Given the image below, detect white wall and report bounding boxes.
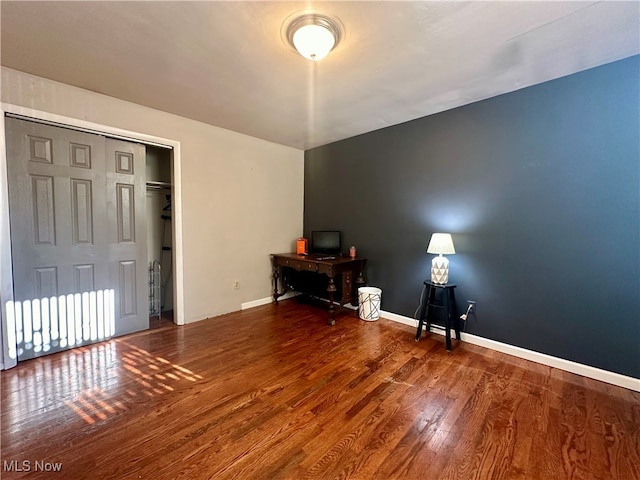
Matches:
[1,67,304,324]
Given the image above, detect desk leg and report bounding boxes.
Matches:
[354,270,365,307]
[327,276,337,326]
[271,262,289,303]
[272,261,281,303]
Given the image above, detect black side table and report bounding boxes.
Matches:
[415,281,460,351]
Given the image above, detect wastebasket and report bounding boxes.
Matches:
[358,287,382,321]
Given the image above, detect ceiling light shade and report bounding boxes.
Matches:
[286,14,341,61]
[293,24,335,60]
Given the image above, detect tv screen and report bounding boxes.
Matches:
[311,231,341,254]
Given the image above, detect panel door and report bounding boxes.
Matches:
[105,138,148,336]
[4,118,148,361]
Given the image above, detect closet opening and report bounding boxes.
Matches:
[146,146,175,329]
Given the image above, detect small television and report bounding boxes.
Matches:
[311,230,342,255]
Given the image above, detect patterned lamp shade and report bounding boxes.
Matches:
[427,233,455,284]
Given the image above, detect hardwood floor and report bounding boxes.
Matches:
[2,299,639,479]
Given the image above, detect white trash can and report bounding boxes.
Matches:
[358,287,382,321]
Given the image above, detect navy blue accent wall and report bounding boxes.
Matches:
[304,56,640,378]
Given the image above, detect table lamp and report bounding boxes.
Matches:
[427,233,455,284]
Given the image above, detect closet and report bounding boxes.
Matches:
[146,146,173,320]
[4,116,149,360]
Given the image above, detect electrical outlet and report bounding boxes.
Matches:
[461,300,476,321]
[234,281,240,290]
[467,300,476,314]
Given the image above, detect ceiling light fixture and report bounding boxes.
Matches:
[286,14,342,61]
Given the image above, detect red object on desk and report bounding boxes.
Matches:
[296,237,308,255]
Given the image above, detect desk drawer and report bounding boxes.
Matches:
[282,259,319,272]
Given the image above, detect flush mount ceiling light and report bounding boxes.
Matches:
[286,14,342,61]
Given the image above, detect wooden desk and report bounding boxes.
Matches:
[271,253,367,325]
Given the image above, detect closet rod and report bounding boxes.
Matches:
[146,181,172,190]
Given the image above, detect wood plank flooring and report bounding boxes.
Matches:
[2,298,639,479]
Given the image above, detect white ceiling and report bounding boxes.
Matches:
[1,1,638,150]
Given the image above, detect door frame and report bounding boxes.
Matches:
[0,103,185,369]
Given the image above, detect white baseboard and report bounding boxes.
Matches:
[380,309,640,392]
[241,292,299,310]
[242,294,360,311]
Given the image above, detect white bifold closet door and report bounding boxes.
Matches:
[4,117,148,361]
